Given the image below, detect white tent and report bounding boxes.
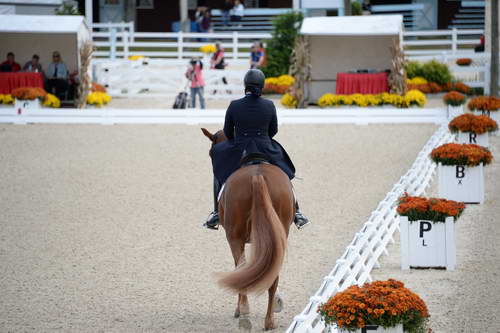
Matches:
[300,15,403,103]
[0,14,91,76]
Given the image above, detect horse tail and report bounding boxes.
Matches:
[218,174,287,294]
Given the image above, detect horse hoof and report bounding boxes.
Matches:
[239,315,252,332]
[273,294,283,313]
[234,309,240,318]
[264,322,276,331]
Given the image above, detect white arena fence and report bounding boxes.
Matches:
[285,124,454,333]
[91,23,483,60]
[0,108,447,125]
[94,58,247,99]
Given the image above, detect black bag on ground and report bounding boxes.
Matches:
[173,91,189,109]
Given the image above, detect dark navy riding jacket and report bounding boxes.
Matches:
[211,94,295,184]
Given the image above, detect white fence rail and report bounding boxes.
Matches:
[91,23,483,60]
[285,124,454,333]
[94,59,246,98]
[0,108,447,125]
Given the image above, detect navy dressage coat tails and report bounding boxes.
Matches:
[211,94,296,184]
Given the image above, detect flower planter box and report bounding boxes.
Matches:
[447,105,463,120]
[14,98,41,113]
[400,216,456,270]
[456,131,489,147]
[339,324,403,333]
[438,163,484,204]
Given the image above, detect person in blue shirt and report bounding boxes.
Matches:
[46,51,69,100]
[250,42,264,69]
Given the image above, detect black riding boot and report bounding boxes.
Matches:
[203,178,221,230]
[294,201,310,229]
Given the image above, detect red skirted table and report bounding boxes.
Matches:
[0,72,45,94]
[336,72,389,95]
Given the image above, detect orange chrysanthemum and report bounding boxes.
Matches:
[430,143,493,167]
[318,279,429,331]
[449,113,498,134]
[397,193,465,222]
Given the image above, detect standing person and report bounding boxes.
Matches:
[221,0,233,26]
[230,0,244,26]
[210,42,229,94]
[23,54,43,73]
[46,51,69,100]
[203,69,310,230]
[185,58,206,109]
[250,42,264,69]
[200,9,211,33]
[195,7,205,32]
[259,42,266,67]
[0,52,21,72]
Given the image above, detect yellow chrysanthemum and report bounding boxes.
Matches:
[406,77,428,85]
[200,44,217,54]
[281,93,298,108]
[128,55,145,61]
[86,92,112,107]
[43,93,61,108]
[0,94,14,105]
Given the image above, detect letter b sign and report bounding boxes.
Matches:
[456,165,465,185]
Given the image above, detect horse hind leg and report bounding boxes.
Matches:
[228,240,250,319]
[273,290,284,313]
[264,277,279,330]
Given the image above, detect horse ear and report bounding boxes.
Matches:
[201,128,214,141]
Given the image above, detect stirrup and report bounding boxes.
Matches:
[203,211,219,230]
[294,211,310,230]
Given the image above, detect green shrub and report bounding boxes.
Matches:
[421,60,452,85]
[261,11,304,78]
[405,61,424,79]
[352,2,362,15]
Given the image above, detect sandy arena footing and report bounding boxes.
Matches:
[0,124,436,332]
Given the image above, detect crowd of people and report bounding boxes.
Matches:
[194,0,246,33]
[0,51,77,101]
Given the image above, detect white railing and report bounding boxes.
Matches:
[285,124,454,333]
[0,108,447,125]
[94,58,247,99]
[91,23,483,60]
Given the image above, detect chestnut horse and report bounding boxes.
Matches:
[201,128,295,331]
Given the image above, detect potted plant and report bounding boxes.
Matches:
[12,87,47,112]
[397,194,465,270]
[468,96,500,123]
[0,93,14,107]
[443,91,466,120]
[86,91,112,108]
[318,279,429,333]
[42,93,61,108]
[430,143,493,204]
[456,58,472,66]
[448,113,498,147]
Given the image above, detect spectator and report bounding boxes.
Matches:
[200,9,211,33]
[211,42,226,70]
[0,52,21,72]
[475,35,485,53]
[250,42,265,69]
[23,54,43,73]
[231,0,244,26]
[210,42,230,94]
[221,0,232,26]
[195,7,205,32]
[46,51,69,100]
[185,58,206,109]
[259,42,266,67]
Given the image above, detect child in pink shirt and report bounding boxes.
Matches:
[185,59,206,109]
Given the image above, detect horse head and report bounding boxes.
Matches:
[201,128,227,150]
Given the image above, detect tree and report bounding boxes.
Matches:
[261,11,304,78]
[491,0,499,96]
[344,0,352,16]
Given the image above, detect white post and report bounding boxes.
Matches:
[400,216,410,270]
[445,216,456,271]
[293,0,300,10]
[85,0,93,30]
[180,0,188,32]
[178,31,183,59]
[233,31,238,60]
[128,21,134,43]
[122,29,129,59]
[452,28,458,54]
[110,27,117,60]
[485,64,491,94]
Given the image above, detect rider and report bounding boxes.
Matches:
[204,69,310,230]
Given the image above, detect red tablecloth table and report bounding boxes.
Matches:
[0,72,45,94]
[336,72,389,95]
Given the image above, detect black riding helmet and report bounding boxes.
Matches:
[244,69,265,95]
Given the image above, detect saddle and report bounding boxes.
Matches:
[240,152,271,167]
